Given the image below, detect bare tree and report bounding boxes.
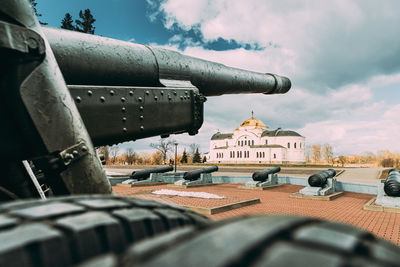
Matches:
[109,146,119,164]
[311,144,321,163]
[125,148,136,165]
[338,155,347,167]
[322,143,333,164]
[189,143,199,158]
[150,138,175,164]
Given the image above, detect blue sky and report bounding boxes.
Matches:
[35,0,400,157]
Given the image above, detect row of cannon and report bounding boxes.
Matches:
[127,165,400,197]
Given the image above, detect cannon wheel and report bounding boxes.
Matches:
[0,195,210,266]
[114,215,400,267]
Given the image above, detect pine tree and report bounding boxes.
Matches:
[30,0,47,25]
[75,9,96,34]
[181,149,188,164]
[193,148,201,163]
[61,13,74,30]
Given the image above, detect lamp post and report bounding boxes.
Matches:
[174,142,178,173]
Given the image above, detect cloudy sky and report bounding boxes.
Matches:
[37,0,400,156]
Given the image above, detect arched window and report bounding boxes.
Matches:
[263,152,265,158]
[247,151,249,157]
[256,152,258,158]
[288,142,290,149]
[241,140,243,146]
[274,153,276,159]
[245,140,247,146]
[265,139,268,145]
[294,143,297,149]
[252,140,254,146]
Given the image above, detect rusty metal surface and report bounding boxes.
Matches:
[69,85,204,146]
[43,27,291,97]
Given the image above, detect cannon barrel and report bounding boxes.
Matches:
[384,169,400,197]
[308,169,336,187]
[130,166,173,181]
[252,166,281,182]
[43,27,291,97]
[183,166,219,181]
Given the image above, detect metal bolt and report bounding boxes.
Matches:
[122,117,127,122]
[122,107,127,112]
[145,91,150,95]
[87,90,93,96]
[140,126,144,131]
[139,115,144,120]
[168,95,172,100]
[139,106,144,111]
[27,37,38,50]
[121,97,126,102]
[81,146,88,152]
[75,96,81,103]
[160,91,164,95]
[110,90,115,96]
[129,91,134,96]
[72,150,79,156]
[173,91,177,95]
[123,128,127,132]
[154,96,158,100]
[100,96,105,102]
[138,97,143,102]
[64,153,74,161]
[180,96,184,100]
[185,91,188,95]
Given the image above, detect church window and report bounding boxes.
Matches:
[256,152,258,158]
[265,140,268,145]
[240,151,242,158]
[294,143,297,149]
[252,140,254,146]
[247,151,249,157]
[274,153,276,159]
[263,152,265,158]
[237,151,239,157]
[245,140,247,146]
[288,142,290,149]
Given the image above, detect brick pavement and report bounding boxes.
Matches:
[113,184,400,246]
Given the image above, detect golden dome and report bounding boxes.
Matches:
[237,112,268,130]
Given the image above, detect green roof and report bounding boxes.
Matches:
[261,129,302,137]
[211,132,233,140]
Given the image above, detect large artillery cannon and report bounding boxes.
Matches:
[0,1,290,197]
[384,169,400,197]
[130,166,173,181]
[252,166,281,182]
[308,169,336,187]
[183,166,219,181]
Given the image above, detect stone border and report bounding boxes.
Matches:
[363,197,400,213]
[116,182,168,187]
[237,184,284,190]
[167,184,218,188]
[184,198,261,215]
[289,191,344,201]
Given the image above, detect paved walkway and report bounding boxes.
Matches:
[114,183,400,246]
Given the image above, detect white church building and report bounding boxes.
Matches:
[207,113,306,164]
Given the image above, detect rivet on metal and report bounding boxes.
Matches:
[185,91,188,95]
[173,91,177,95]
[72,150,79,156]
[100,96,105,102]
[27,38,38,50]
[138,97,143,102]
[140,126,144,131]
[75,96,81,103]
[168,95,172,100]
[140,115,144,120]
[122,117,127,122]
[160,91,164,95]
[139,106,144,111]
[145,91,150,95]
[154,96,158,100]
[122,107,127,112]
[121,97,126,102]
[87,90,93,96]
[129,91,134,96]
[123,128,127,132]
[180,96,184,100]
[81,146,88,152]
[110,90,115,96]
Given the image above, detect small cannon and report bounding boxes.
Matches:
[130,166,173,181]
[183,166,219,181]
[384,169,400,197]
[299,169,337,196]
[308,169,336,187]
[252,167,281,182]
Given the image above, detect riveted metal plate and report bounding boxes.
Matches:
[69,85,204,146]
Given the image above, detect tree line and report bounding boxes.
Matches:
[98,138,206,166]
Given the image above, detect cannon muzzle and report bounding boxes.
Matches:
[384,169,400,197]
[183,166,219,181]
[130,166,173,181]
[43,27,291,97]
[308,169,336,187]
[252,166,281,182]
